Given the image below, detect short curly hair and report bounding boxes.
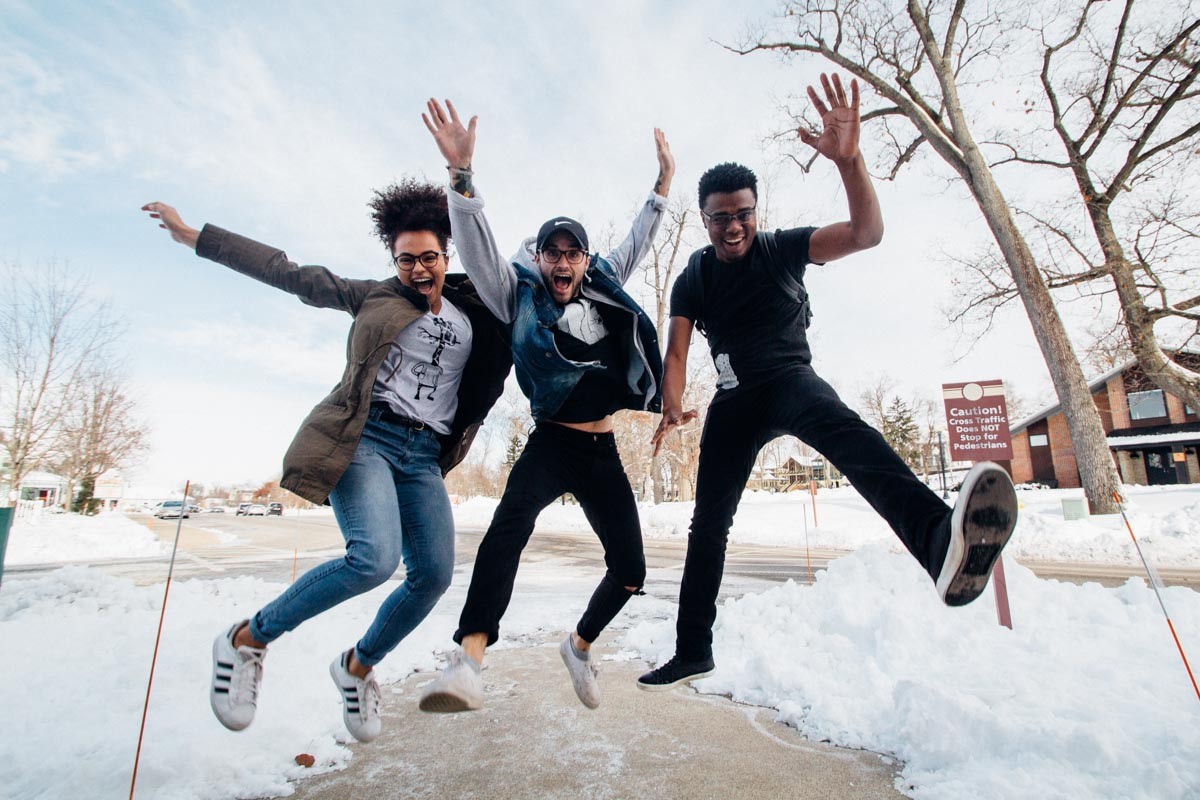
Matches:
[697,163,758,210]
[368,178,451,251]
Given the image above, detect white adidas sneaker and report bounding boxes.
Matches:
[329,650,382,743]
[210,621,266,731]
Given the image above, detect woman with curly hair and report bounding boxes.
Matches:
[141,180,510,743]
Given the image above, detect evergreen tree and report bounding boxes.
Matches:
[882,397,920,470]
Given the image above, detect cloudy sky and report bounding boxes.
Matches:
[2,1,1100,493]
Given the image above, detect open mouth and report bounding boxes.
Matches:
[552,269,573,292]
[722,234,746,249]
[412,277,435,293]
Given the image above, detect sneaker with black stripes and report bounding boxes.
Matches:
[209,620,266,731]
[329,650,382,743]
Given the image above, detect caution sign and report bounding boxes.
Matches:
[942,380,1013,461]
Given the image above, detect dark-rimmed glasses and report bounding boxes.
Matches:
[539,247,587,265]
[701,207,756,229]
[393,250,446,271]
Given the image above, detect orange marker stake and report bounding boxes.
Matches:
[802,503,812,585]
[130,480,190,799]
[292,548,299,583]
[1113,491,1200,705]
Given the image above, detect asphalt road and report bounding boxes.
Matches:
[8,511,1197,593]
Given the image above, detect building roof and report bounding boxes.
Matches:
[1106,421,1200,449]
[1010,350,1199,435]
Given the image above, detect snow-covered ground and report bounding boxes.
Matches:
[2,485,1198,799]
[4,511,170,565]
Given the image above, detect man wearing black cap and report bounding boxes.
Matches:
[417,99,673,712]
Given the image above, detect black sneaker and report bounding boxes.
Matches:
[636,655,715,691]
[937,461,1018,607]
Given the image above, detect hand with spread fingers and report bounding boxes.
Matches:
[651,406,698,457]
[423,98,477,171]
[798,73,861,165]
[652,127,675,197]
[141,201,199,249]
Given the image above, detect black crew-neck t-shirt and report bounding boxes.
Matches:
[669,227,818,403]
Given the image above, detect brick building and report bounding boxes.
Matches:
[1007,353,1200,488]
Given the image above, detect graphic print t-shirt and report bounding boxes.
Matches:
[371,296,473,434]
[669,227,817,403]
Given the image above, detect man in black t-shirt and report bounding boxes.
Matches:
[637,73,1018,691]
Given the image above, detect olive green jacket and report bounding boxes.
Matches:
[196,224,512,505]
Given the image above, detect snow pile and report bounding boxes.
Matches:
[625,545,1200,800]
[5,512,170,565]
[0,561,615,800]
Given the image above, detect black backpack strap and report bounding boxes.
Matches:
[757,230,813,328]
[685,246,712,336]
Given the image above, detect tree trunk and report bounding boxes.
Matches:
[965,163,1122,512]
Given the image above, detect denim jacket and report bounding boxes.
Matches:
[449,189,666,422]
[510,257,663,420]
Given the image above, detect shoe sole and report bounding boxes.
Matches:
[418,690,481,713]
[559,639,600,709]
[636,668,714,692]
[937,462,1018,607]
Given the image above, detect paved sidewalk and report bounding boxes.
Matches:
[291,635,903,800]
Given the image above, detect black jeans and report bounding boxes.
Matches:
[675,368,952,661]
[455,423,646,646]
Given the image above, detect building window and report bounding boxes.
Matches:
[1128,389,1167,420]
[1029,434,1049,446]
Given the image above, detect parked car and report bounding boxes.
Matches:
[204,506,227,513]
[245,504,268,516]
[266,502,283,516]
[236,503,252,516]
[153,500,190,519]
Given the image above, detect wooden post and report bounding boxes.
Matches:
[992,557,1013,630]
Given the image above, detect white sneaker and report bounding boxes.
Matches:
[559,634,601,709]
[329,650,382,743]
[210,621,266,731]
[418,650,484,713]
[937,461,1018,606]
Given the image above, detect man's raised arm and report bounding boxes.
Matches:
[424,98,517,323]
[802,74,884,265]
[606,128,675,284]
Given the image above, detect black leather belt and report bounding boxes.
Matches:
[370,402,427,431]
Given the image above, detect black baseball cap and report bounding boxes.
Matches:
[536,216,589,252]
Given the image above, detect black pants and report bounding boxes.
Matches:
[455,423,646,646]
[675,368,952,661]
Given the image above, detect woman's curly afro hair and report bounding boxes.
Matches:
[368,178,452,252]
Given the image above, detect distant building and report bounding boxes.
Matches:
[15,471,69,507]
[747,456,844,492]
[1008,353,1200,487]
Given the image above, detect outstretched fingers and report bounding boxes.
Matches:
[806,83,829,117]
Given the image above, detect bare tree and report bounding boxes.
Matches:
[735,0,1125,512]
[950,3,1200,408]
[0,262,120,504]
[641,194,703,502]
[54,366,150,512]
